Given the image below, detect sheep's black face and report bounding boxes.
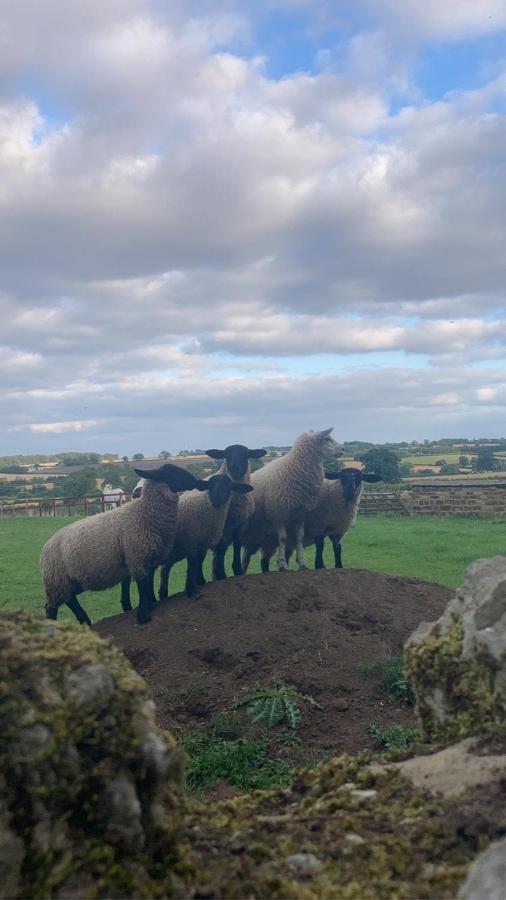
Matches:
[205,444,267,481]
[339,468,362,502]
[207,474,234,508]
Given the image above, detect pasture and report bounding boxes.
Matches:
[1,513,505,623]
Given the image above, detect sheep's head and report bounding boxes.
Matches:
[206,445,266,481]
[309,428,343,459]
[196,473,254,508]
[325,466,381,502]
[133,463,204,493]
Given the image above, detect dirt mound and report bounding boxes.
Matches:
[95,569,452,758]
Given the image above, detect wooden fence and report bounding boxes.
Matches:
[0,493,132,518]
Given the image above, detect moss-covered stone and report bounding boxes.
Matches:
[405,557,506,744]
[176,744,505,899]
[0,610,186,899]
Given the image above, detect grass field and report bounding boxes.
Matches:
[1,514,505,624]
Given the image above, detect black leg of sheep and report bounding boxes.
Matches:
[332,535,343,568]
[314,536,326,569]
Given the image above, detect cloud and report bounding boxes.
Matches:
[1,1,506,451]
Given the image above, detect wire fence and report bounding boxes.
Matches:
[0,493,133,518]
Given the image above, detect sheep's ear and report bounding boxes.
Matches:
[362,473,382,483]
[205,449,226,459]
[195,480,211,491]
[324,471,342,480]
[232,483,254,493]
[159,464,199,493]
[134,467,156,480]
[249,448,267,458]
[311,427,334,442]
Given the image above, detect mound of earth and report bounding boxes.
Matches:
[95,568,452,759]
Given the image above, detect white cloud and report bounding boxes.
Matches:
[1,1,506,450]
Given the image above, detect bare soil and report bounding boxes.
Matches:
[95,568,452,759]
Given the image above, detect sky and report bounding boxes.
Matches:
[2,0,506,455]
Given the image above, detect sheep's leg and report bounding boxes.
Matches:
[136,574,156,624]
[277,525,289,571]
[212,541,227,581]
[46,603,58,620]
[260,549,271,573]
[66,595,92,626]
[186,555,204,597]
[314,536,326,569]
[332,535,343,568]
[159,564,170,600]
[294,522,308,571]
[196,555,206,585]
[120,578,132,611]
[242,547,252,574]
[232,535,243,576]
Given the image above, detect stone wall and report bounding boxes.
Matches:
[399,481,506,517]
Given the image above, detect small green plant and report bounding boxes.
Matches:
[180,682,207,701]
[232,681,322,729]
[368,723,418,750]
[212,714,240,741]
[361,657,415,706]
[180,732,291,791]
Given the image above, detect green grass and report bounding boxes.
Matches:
[361,657,415,707]
[180,732,292,792]
[1,513,505,623]
[368,723,419,751]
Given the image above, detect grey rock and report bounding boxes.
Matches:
[286,852,324,876]
[66,663,114,706]
[350,789,378,801]
[458,836,506,900]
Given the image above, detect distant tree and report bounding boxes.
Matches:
[58,452,101,467]
[0,465,26,474]
[359,448,401,483]
[97,464,124,488]
[62,468,100,499]
[122,456,129,464]
[459,455,470,467]
[399,462,414,477]
[322,456,344,475]
[158,450,172,459]
[121,468,143,493]
[132,453,144,461]
[438,461,460,475]
[471,450,502,472]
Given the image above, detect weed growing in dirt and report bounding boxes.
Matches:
[368,723,419,750]
[180,732,292,791]
[232,681,322,729]
[212,715,240,741]
[361,656,415,706]
[180,682,207,702]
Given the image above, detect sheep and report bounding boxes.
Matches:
[40,463,205,626]
[158,473,253,598]
[205,444,267,580]
[241,428,343,573]
[258,466,382,572]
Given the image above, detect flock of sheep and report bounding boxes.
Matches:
[40,429,381,625]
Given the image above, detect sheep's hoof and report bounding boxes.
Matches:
[158,594,168,602]
[136,611,152,625]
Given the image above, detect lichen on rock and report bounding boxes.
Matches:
[0,610,186,899]
[405,557,506,744]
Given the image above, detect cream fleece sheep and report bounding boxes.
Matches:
[40,463,203,625]
[241,428,343,572]
[158,473,253,598]
[205,444,266,579]
[258,467,381,571]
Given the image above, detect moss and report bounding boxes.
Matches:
[175,750,502,899]
[405,616,503,744]
[0,610,186,899]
